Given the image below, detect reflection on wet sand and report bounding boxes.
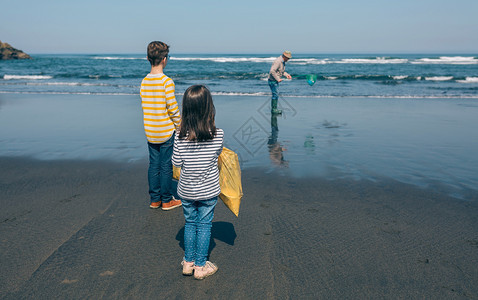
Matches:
[304,134,315,155]
[268,114,288,167]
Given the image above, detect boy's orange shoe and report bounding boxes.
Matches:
[149,201,161,209]
[162,198,182,211]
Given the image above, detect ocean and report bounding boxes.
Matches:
[1,53,478,97]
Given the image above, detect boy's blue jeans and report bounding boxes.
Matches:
[147,135,174,204]
[182,197,218,267]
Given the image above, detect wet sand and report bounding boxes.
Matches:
[1,157,477,299]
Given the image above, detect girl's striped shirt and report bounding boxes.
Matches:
[172,129,224,201]
[140,73,181,143]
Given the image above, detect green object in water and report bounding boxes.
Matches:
[306,74,317,86]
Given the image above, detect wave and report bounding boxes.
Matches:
[3,75,53,80]
[90,55,478,65]
[336,57,408,64]
[290,58,329,65]
[2,73,135,81]
[0,91,135,95]
[0,81,138,88]
[3,73,467,83]
[26,82,105,86]
[167,56,409,65]
[190,56,409,65]
[245,94,478,99]
[211,91,268,96]
[2,90,477,99]
[330,56,477,65]
[412,56,478,65]
[24,82,127,87]
[291,56,477,65]
[392,75,408,80]
[456,77,478,83]
[88,74,124,79]
[314,75,458,81]
[171,57,277,63]
[320,75,420,81]
[425,76,454,81]
[92,56,145,60]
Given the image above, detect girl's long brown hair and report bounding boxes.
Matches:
[179,85,216,141]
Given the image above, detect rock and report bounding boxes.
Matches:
[0,40,31,60]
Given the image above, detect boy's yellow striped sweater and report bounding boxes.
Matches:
[140,73,181,143]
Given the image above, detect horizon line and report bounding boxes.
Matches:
[24,51,478,55]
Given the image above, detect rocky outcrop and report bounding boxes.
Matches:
[0,41,31,60]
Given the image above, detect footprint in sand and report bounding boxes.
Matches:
[100,271,114,276]
[61,279,79,284]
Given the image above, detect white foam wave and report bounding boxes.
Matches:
[93,56,145,60]
[337,57,408,64]
[393,76,408,80]
[171,57,277,63]
[425,76,454,81]
[325,76,338,80]
[1,90,477,99]
[456,77,478,83]
[290,58,329,65]
[211,91,268,96]
[3,75,53,80]
[258,94,478,99]
[91,55,478,65]
[88,75,121,79]
[0,91,135,95]
[172,56,410,65]
[412,56,478,64]
[25,82,113,87]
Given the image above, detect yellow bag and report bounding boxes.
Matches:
[217,147,243,217]
[173,164,181,181]
[172,147,242,217]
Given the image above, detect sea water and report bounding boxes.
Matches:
[1,53,478,98]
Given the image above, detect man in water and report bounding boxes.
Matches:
[268,51,292,114]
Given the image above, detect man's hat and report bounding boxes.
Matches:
[283,51,292,59]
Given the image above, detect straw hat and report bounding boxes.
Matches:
[282,51,292,59]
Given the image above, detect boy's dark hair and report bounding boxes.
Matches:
[179,85,216,142]
[147,41,169,66]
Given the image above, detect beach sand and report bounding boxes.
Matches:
[1,157,477,299]
[1,93,478,299]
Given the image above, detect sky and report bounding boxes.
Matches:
[1,0,477,54]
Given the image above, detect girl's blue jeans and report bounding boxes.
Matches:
[182,197,218,267]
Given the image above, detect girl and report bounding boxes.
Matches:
[172,85,224,280]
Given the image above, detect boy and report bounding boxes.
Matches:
[140,41,182,210]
